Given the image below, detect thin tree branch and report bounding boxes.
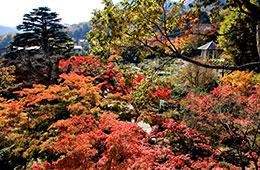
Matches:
[125,32,260,71]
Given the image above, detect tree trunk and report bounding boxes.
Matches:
[257,22,260,58]
[51,56,60,84]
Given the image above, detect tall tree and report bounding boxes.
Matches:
[87,0,260,71]
[218,8,258,67]
[9,7,73,56]
[193,0,260,69]
[7,7,73,85]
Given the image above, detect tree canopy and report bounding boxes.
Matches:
[87,0,260,71]
[6,7,74,85]
[217,7,258,67]
[9,7,73,57]
[190,0,260,71]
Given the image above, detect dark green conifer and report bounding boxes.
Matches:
[9,7,73,57]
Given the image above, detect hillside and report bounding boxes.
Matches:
[184,0,225,9]
[0,25,18,35]
[0,22,92,49]
[0,33,15,48]
[65,22,92,41]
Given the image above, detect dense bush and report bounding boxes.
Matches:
[183,84,260,169]
[177,57,218,91]
[1,56,259,169]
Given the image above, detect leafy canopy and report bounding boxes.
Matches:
[88,0,260,70]
[88,0,191,59]
[9,7,73,57]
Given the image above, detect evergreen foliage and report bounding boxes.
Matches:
[8,7,73,57]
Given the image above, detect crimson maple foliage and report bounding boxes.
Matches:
[31,114,223,170]
[0,55,157,168]
[183,85,260,169]
[59,56,173,122]
[59,55,104,77]
[2,54,260,170]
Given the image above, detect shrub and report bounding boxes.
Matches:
[177,57,218,91]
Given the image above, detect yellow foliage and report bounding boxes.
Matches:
[172,34,194,51]
[219,71,257,93]
[0,65,16,95]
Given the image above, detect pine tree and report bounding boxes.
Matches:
[7,7,73,85]
[9,7,73,56]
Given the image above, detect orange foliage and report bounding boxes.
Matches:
[172,34,194,51]
[0,73,103,160]
[32,114,219,170]
[0,60,17,96]
[219,71,257,93]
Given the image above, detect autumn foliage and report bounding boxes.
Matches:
[30,113,219,170]
[184,84,260,169]
[219,70,259,93]
[0,56,260,170]
[2,0,260,169]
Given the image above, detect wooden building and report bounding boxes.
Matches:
[198,41,221,60]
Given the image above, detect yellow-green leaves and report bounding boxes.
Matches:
[87,0,191,61]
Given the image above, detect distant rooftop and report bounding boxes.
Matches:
[17,46,40,50]
[79,39,87,42]
[74,45,83,50]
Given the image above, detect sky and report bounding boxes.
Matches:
[0,0,122,27]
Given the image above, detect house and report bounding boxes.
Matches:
[198,41,222,60]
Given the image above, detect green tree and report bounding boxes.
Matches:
[218,8,258,67]
[193,0,260,69]
[87,0,260,71]
[7,7,73,85]
[9,7,73,56]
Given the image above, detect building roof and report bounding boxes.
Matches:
[198,41,218,50]
[16,46,40,50]
[73,45,83,50]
